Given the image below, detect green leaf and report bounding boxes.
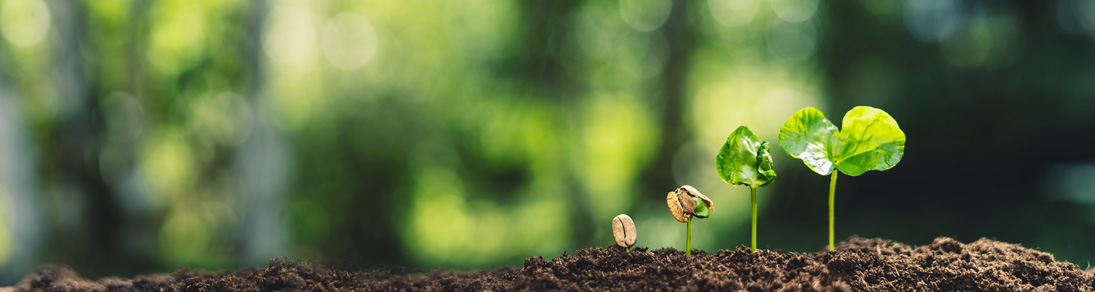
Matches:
[778,107,839,176]
[716,126,777,188]
[778,106,906,177]
[834,106,906,176]
[692,196,710,218]
[757,141,777,181]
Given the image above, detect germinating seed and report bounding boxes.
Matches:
[676,185,713,212]
[667,185,715,223]
[612,214,636,248]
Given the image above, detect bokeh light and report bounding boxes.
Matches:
[770,0,820,23]
[0,0,49,48]
[619,0,673,32]
[904,0,962,43]
[707,0,760,28]
[264,3,319,72]
[321,12,378,71]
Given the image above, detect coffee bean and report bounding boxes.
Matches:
[612,214,636,248]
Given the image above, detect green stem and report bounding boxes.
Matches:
[686,217,692,257]
[751,186,757,255]
[829,171,838,251]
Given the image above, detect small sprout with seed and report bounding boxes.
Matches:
[666,185,712,257]
[612,214,637,252]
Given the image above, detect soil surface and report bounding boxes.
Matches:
[12,236,1095,291]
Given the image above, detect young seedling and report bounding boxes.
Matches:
[778,106,905,251]
[612,214,637,252]
[666,185,713,257]
[715,126,777,255]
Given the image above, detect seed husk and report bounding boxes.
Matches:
[677,185,713,212]
[612,214,637,248]
[666,191,689,223]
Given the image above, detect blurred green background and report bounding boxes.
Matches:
[0,0,1094,284]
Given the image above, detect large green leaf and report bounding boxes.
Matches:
[834,106,905,176]
[716,126,777,188]
[778,106,905,177]
[777,107,839,176]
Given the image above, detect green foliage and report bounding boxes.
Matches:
[834,107,907,176]
[775,108,840,176]
[778,106,905,177]
[692,197,710,218]
[716,126,777,187]
[778,106,906,251]
[715,125,776,255]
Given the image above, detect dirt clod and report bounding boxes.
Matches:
[13,236,1095,291]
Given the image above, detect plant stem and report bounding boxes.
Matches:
[829,171,838,251]
[751,186,758,255]
[686,217,692,257]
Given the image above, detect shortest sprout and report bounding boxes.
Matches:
[612,214,637,251]
[666,185,713,257]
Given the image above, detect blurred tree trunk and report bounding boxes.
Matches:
[47,0,126,274]
[513,0,596,247]
[237,0,289,263]
[0,39,41,285]
[515,0,578,93]
[118,0,154,273]
[643,0,693,200]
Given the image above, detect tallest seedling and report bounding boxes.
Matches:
[778,106,905,251]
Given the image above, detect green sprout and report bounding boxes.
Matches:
[715,126,777,255]
[666,185,712,257]
[778,106,905,251]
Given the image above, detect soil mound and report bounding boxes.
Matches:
[13,236,1094,291]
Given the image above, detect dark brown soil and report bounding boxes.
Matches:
[13,236,1095,291]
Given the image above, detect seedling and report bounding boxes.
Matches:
[715,126,777,255]
[778,106,905,251]
[612,214,637,252]
[666,185,712,257]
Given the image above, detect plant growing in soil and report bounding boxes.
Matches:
[778,106,905,251]
[612,214,637,252]
[666,185,713,257]
[715,126,777,255]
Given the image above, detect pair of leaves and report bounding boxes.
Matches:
[778,106,905,177]
[716,126,777,188]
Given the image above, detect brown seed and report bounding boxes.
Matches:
[666,191,689,223]
[676,187,697,214]
[677,185,713,212]
[612,214,637,248]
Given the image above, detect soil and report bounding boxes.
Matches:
[11,236,1095,291]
